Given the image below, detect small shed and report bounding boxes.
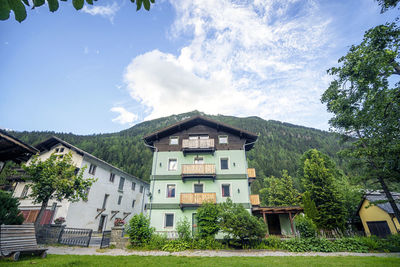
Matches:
[253,206,303,236]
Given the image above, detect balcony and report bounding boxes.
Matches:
[181,164,216,181]
[250,194,260,206]
[182,139,215,155]
[180,193,217,209]
[247,168,256,184]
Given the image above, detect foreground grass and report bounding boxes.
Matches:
[1,254,400,267]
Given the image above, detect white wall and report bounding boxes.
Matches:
[65,156,149,231]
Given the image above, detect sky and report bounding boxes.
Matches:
[0,0,398,135]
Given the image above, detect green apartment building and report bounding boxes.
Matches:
[143,116,259,237]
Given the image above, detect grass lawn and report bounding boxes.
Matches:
[1,254,400,267]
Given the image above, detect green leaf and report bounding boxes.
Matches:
[72,0,83,10]
[143,0,150,10]
[47,0,59,12]
[86,0,93,5]
[33,0,45,7]
[0,0,11,20]
[136,0,142,11]
[8,0,27,22]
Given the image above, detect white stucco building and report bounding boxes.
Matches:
[12,137,149,232]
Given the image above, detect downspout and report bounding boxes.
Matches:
[143,140,158,221]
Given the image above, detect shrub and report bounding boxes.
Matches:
[192,236,224,250]
[219,199,267,247]
[284,238,336,252]
[146,234,168,250]
[262,236,284,249]
[294,214,317,238]
[333,237,369,253]
[126,213,154,246]
[0,190,24,225]
[176,216,192,241]
[162,239,190,252]
[196,201,220,238]
[382,234,400,252]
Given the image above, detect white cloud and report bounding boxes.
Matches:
[81,2,119,22]
[123,0,335,129]
[110,107,138,125]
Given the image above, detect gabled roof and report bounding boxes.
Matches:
[357,191,400,215]
[143,115,258,150]
[0,129,39,163]
[36,136,149,185]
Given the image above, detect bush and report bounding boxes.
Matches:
[294,215,317,238]
[126,213,154,246]
[176,216,192,241]
[333,237,369,253]
[283,238,336,252]
[145,234,168,250]
[219,199,267,247]
[0,190,24,225]
[192,236,224,250]
[162,239,190,252]
[196,201,220,238]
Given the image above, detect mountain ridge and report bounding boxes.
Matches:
[7,111,347,192]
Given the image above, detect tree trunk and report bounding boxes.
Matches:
[34,198,49,229]
[377,176,400,232]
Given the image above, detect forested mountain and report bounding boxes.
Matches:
[9,111,351,192]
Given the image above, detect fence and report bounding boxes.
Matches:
[100,230,111,249]
[58,227,92,247]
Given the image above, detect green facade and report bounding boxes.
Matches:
[148,150,252,234]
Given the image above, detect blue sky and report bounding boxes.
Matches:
[0,0,398,134]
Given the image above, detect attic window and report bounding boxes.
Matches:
[60,147,64,153]
[170,136,179,145]
[219,135,228,144]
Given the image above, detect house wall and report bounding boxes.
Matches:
[359,199,400,236]
[14,142,149,231]
[65,156,149,231]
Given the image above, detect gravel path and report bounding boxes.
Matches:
[45,246,400,257]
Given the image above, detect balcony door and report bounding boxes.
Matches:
[194,157,204,164]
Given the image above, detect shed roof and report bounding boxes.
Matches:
[0,130,39,163]
[359,192,400,215]
[143,115,258,150]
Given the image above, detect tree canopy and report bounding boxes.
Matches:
[259,170,300,207]
[22,152,95,227]
[321,21,400,223]
[0,0,155,23]
[0,190,24,225]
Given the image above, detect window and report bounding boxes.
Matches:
[55,148,59,153]
[194,157,204,164]
[102,194,109,209]
[165,213,174,228]
[220,158,229,170]
[58,155,64,159]
[118,177,125,191]
[109,173,115,182]
[218,135,228,144]
[89,164,97,175]
[74,168,80,175]
[132,200,136,208]
[169,136,179,145]
[131,182,136,191]
[140,185,144,193]
[20,185,29,198]
[167,184,175,198]
[194,184,203,193]
[222,184,230,197]
[60,147,65,153]
[189,135,209,139]
[168,159,177,171]
[118,195,123,205]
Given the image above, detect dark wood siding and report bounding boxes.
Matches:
[153,125,246,152]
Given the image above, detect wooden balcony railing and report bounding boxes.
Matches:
[247,168,256,178]
[181,164,216,180]
[182,139,215,155]
[250,194,260,206]
[180,193,217,206]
